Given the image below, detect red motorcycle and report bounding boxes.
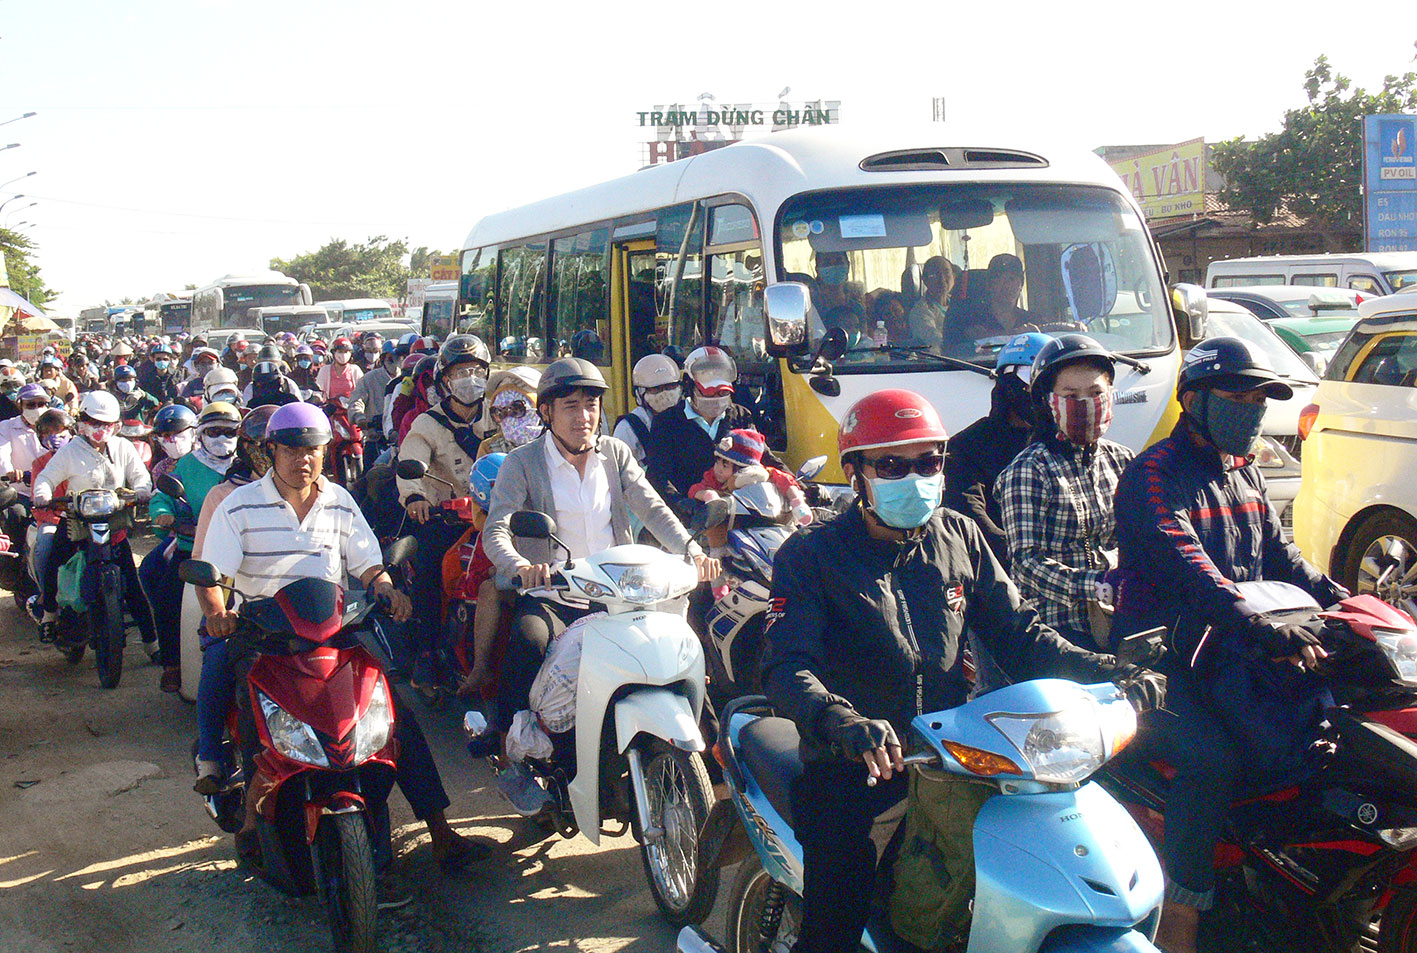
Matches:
[325,397,364,488]
[180,538,415,953]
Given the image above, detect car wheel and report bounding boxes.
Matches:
[1342,510,1417,619]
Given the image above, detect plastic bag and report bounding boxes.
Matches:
[528,612,602,734]
[506,709,553,763]
[56,550,87,613]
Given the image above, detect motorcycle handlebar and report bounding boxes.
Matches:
[865,751,940,787]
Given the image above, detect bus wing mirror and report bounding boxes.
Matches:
[765,282,811,355]
[1170,283,1207,346]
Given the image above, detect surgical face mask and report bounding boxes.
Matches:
[78,420,118,447]
[155,360,171,372]
[209,388,240,406]
[21,406,44,425]
[818,264,849,285]
[692,393,731,420]
[1048,391,1113,446]
[450,376,486,405]
[116,380,135,395]
[643,389,681,414]
[333,350,351,364]
[40,431,71,453]
[364,347,379,357]
[201,433,238,458]
[500,410,544,447]
[297,358,312,369]
[160,431,194,459]
[1197,391,1268,457]
[865,473,943,530]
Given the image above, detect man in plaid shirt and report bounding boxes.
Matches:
[995,335,1132,647]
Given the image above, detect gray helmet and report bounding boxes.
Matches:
[537,357,607,407]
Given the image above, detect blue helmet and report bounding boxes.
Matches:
[153,403,198,435]
[995,332,1053,373]
[114,364,137,381]
[468,453,505,511]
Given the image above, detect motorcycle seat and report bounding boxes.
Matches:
[738,716,804,829]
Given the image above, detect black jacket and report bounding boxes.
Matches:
[644,401,766,499]
[136,362,178,404]
[943,386,1031,563]
[762,504,1112,761]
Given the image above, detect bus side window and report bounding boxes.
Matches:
[459,246,497,342]
[550,228,611,365]
[498,242,548,362]
[655,203,706,357]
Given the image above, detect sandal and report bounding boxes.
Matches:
[160,667,181,693]
[434,834,491,874]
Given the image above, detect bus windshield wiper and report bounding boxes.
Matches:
[874,346,995,376]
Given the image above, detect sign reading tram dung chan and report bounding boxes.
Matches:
[1364,114,1417,254]
[637,97,841,166]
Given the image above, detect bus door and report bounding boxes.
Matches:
[611,239,659,414]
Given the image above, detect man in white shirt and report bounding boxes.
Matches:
[0,382,49,489]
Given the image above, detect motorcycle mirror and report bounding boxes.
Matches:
[1116,626,1168,668]
[395,458,428,480]
[795,455,828,483]
[703,497,732,530]
[155,473,186,499]
[818,327,849,362]
[509,510,556,540]
[178,559,222,588]
[383,535,418,569]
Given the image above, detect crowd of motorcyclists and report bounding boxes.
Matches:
[0,316,1374,953]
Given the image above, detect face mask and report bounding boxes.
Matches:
[643,389,680,414]
[818,264,849,285]
[297,358,312,369]
[22,406,44,425]
[117,380,135,395]
[1197,391,1268,457]
[450,376,486,405]
[160,432,194,459]
[364,348,379,357]
[501,411,544,447]
[201,434,238,459]
[1048,391,1113,446]
[866,473,943,530]
[333,351,351,365]
[155,360,170,371]
[693,394,731,419]
[79,420,118,446]
[41,432,71,453]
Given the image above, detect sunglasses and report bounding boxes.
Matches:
[491,400,531,420]
[864,451,945,480]
[203,427,240,439]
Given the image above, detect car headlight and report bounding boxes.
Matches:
[352,678,393,763]
[76,488,121,518]
[1253,437,1286,469]
[602,560,699,605]
[1374,628,1417,686]
[987,696,1123,784]
[258,691,330,766]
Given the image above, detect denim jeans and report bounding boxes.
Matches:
[138,542,185,665]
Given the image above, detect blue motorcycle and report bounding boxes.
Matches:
[681,679,1164,953]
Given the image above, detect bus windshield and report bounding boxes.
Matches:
[342,306,393,323]
[777,183,1171,370]
[223,285,303,326]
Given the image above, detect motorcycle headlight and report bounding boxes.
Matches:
[258,691,329,767]
[352,678,393,763]
[1374,628,1417,686]
[76,488,121,518]
[601,560,699,605]
[987,696,1120,784]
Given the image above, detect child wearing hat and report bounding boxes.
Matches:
[689,428,812,525]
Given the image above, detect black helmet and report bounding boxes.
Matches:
[1030,333,1116,395]
[241,404,280,442]
[435,334,491,379]
[253,361,282,384]
[257,343,282,364]
[537,357,608,407]
[1178,336,1294,400]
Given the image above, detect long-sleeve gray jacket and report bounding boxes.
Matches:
[484,432,701,573]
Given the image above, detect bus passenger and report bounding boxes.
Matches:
[868,292,909,346]
[953,253,1035,340]
[905,256,954,349]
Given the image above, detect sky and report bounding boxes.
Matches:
[0,0,1413,313]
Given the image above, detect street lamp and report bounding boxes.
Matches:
[0,144,19,153]
[0,113,36,129]
[0,194,25,215]
[0,171,35,191]
[3,201,37,225]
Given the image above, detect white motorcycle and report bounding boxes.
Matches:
[469,510,719,926]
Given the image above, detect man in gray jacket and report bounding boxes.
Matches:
[484,357,719,813]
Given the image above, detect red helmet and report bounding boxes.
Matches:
[332,337,353,350]
[838,390,949,456]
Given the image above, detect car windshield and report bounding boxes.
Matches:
[1203,308,1319,383]
[1386,270,1417,293]
[777,183,1171,370]
[1297,330,1352,357]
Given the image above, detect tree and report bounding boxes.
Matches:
[1212,56,1417,246]
[271,235,410,301]
[409,246,446,278]
[0,227,54,305]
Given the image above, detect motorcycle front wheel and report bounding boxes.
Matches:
[319,812,378,953]
[1381,888,1417,953]
[340,454,363,488]
[726,854,802,953]
[637,743,718,926]
[91,575,124,689]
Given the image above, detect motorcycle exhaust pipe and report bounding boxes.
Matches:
[676,926,728,953]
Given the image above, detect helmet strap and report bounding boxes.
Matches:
[550,426,595,459]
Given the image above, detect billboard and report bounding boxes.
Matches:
[1364,114,1417,253]
[1106,139,1206,219]
[430,255,459,281]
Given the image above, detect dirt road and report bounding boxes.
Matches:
[0,551,727,953]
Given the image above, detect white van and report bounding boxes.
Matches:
[1206,253,1417,296]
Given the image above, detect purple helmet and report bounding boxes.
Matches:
[17,382,47,402]
[265,401,332,447]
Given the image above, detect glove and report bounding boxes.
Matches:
[1249,619,1323,659]
[32,488,50,506]
[134,487,153,504]
[1114,665,1167,713]
[818,704,900,759]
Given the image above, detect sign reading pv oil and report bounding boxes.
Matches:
[1364,114,1417,253]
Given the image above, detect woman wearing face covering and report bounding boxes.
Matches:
[993,334,1134,648]
[475,366,543,458]
[315,337,363,403]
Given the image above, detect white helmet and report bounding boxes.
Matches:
[632,354,680,391]
[79,390,121,424]
[204,366,239,391]
[684,346,737,391]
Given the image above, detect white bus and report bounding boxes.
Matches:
[192,272,311,334]
[457,128,1190,481]
[316,297,395,324]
